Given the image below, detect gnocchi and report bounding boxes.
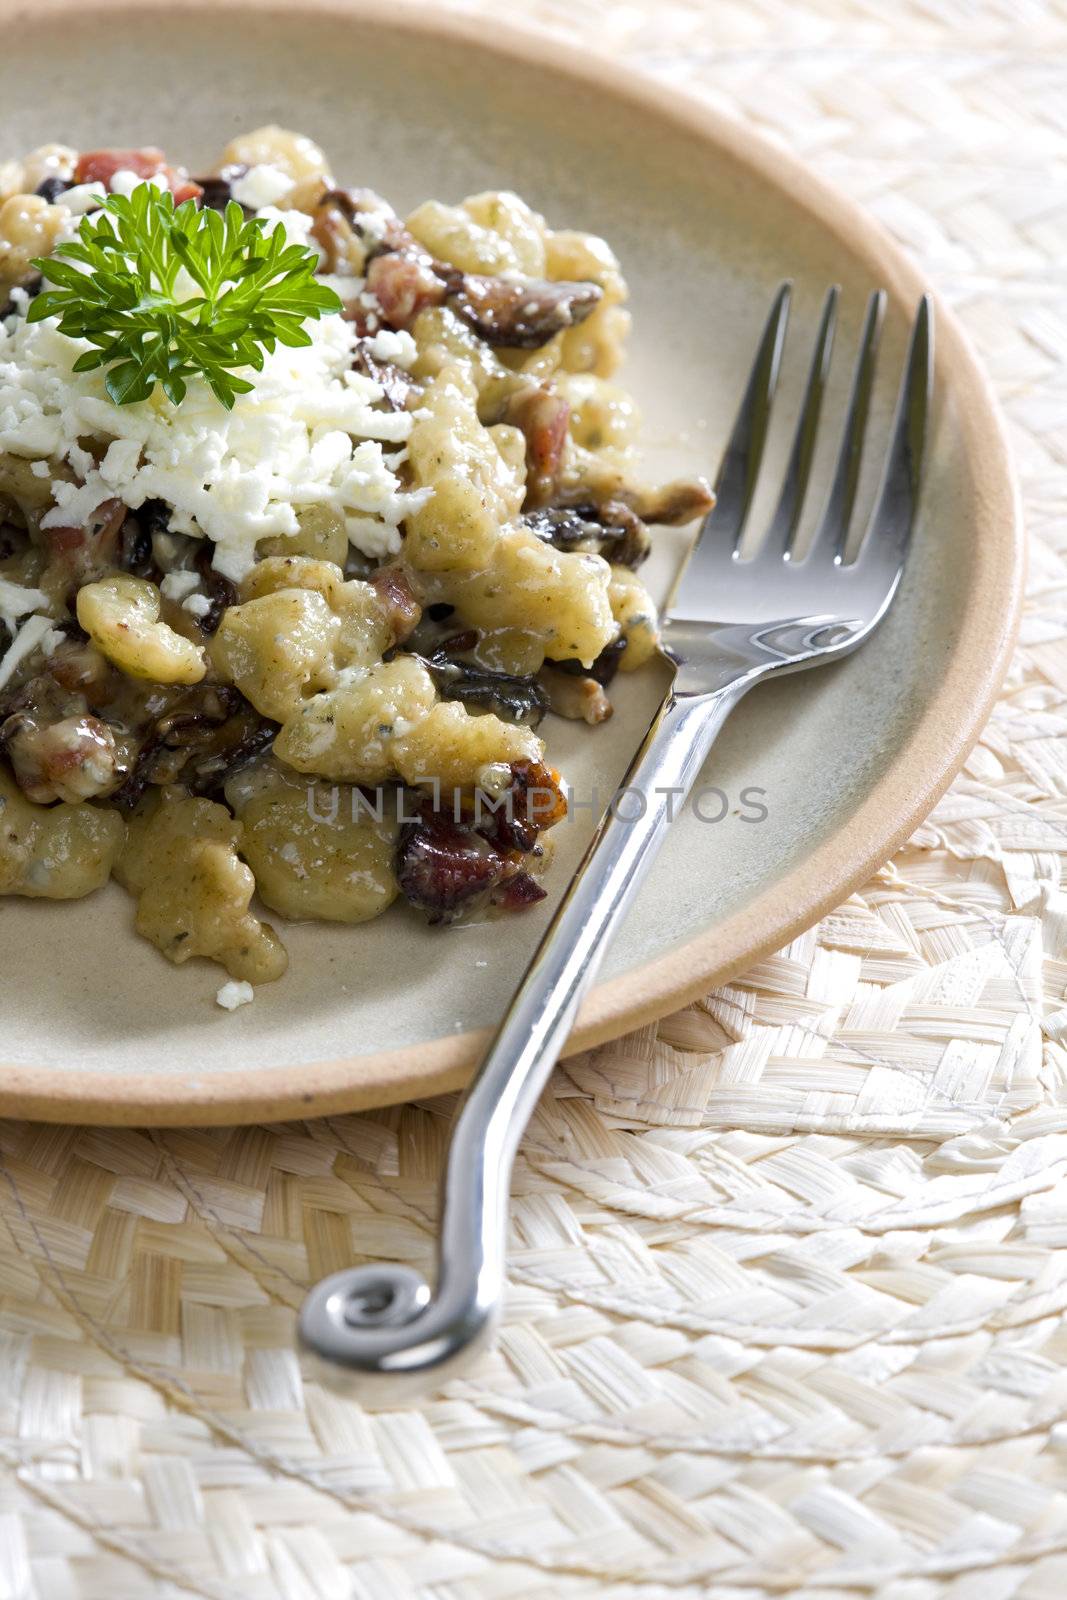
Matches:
[0,767,125,898]
[116,790,287,983]
[0,129,714,993]
[230,763,399,925]
[77,575,207,685]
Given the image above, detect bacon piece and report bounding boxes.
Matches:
[506,386,571,507]
[396,760,564,922]
[482,759,567,854]
[42,497,127,596]
[396,801,511,921]
[493,872,547,911]
[368,565,421,643]
[365,251,446,330]
[1,708,118,804]
[74,148,202,206]
[0,666,120,804]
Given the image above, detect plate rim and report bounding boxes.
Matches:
[0,0,1025,1124]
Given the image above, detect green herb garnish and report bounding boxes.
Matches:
[29,182,342,409]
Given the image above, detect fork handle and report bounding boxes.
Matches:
[299,674,750,1398]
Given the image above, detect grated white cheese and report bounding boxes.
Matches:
[255,203,319,256]
[0,613,60,691]
[364,329,417,368]
[230,165,295,211]
[160,570,200,602]
[109,169,169,199]
[61,182,107,216]
[0,207,431,581]
[216,980,255,1011]
[183,593,212,619]
[0,576,49,633]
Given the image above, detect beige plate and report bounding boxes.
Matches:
[0,0,1023,1125]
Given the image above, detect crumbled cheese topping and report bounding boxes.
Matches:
[0,576,49,633]
[159,570,200,602]
[364,329,418,367]
[230,164,295,211]
[62,182,108,216]
[0,207,431,580]
[109,169,169,199]
[0,613,62,691]
[216,979,255,1011]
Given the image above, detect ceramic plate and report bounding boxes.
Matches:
[0,0,1023,1124]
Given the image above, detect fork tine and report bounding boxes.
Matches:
[761,285,839,560]
[712,281,792,552]
[804,288,886,563]
[850,294,933,580]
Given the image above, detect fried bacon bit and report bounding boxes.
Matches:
[43,497,127,596]
[396,802,511,920]
[506,386,571,507]
[481,759,567,854]
[0,669,120,803]
[352,342,419,411]
[365,251,446,329]
[1,707,118,804]
[493,872,547,911]
[74,148,203,206]
[445,275,602,349]
[396,760,565,921]
[369,564,422,644]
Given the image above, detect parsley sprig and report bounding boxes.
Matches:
[29,182,342,409]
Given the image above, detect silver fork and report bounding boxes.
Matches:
[299,282,932,1398]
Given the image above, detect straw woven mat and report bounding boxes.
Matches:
[3,2,1067,1595]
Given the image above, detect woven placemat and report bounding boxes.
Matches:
[3,2,1067,1595]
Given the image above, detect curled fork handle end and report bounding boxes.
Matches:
[298,688,738,1397]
